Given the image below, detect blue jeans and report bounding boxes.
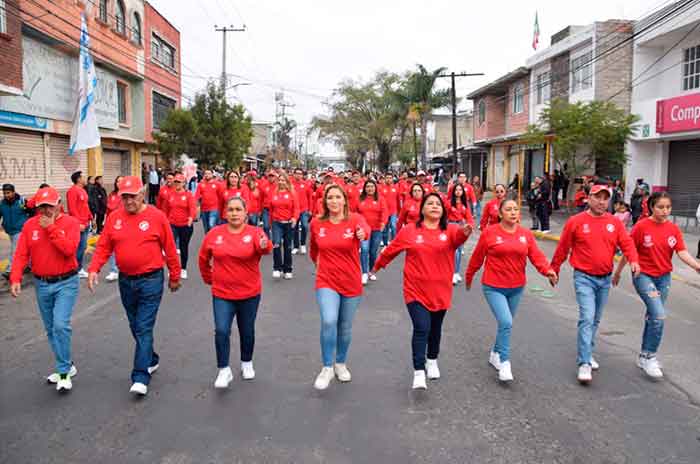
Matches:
[482,285,524,362]
[108,254,119,273]
[406,301,447,370]
[293,211,311,248]
[272,221,294,273]
[574,270,611,365]
[360,230,382,273]
[382,214,397,245]
[632,273,671,355]
[262,208,271,238]
[7,232,19,272]
[118,269,164,384]
[317,288,361,367]
[76,228,89,268]
[449,221,464,273]
[200,210,219,234]
[212,295,261,368]
[34,274,79,374]
[248,213,260,227]
[473,202,482,225]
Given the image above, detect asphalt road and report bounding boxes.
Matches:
[2,227,700,464]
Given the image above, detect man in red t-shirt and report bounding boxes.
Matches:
[88,176,181,396]
[66,171,93,277]
[195,169,221,234]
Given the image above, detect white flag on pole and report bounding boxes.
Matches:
[69,13,100,155]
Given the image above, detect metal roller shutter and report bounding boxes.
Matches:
[48,135,88,191]
[668,140,700,216]
[0,128,46,197]
[102,150,126,191]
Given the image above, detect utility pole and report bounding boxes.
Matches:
[214,25,246,89]
[437,71,484,174]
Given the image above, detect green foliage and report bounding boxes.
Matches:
[152,108,196,164]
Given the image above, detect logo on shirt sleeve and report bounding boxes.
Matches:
[319,227,326,238]
[439,233,448,242]
[582,224,590,234]
[495,235,504,244]
[415,234,424,244]
[114,219,123,230]
[519,236,527,244]
[32,230,39,241]
[668,236,677,248]
[343,228,354,239]
[139,221,150,231]
[243,235,252,243]
[606,224,615,233]
[215,235,224,245]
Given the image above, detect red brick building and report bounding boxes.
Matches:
[0,0,23,97]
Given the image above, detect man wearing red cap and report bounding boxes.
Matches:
[88,176,181,396]
[10,187,81,392]
[552,184,640,384]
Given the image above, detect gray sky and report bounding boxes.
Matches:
[150,0,666,125]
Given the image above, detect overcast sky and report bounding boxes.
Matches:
[150,0,667,126]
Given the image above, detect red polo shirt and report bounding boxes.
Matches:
[66,185,92,226]
[195,180,221,212]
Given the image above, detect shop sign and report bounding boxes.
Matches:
[0,110,48,129]
[656,93,700,134]
[508,143,545,154]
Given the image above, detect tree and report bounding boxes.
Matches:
[524,98,639,201]
[152,108,196,164]
[274,117,297,167]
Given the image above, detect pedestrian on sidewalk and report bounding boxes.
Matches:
[147,165,160,205]
[92,176,108,234]
[291,168,312,256]
[612,192,700,379]
[373,192,473,390]
[630,187,645,224]
[397,183,424,232]
[270,172,299,280]
[465,198,557,383]
[163,173,196,280]
[447,183,475,285]
[10,187,80,392]
[66,171,93,278]
[88,176,181,397]
[195,170,222,234]
[480,184,506,231]
[534,176,551,233]
[357,180,387,286]
[198,196,272,389]
[1,184,29,279]
[551,184,640,385]
[526,182,539,230]
[309,185,370,390]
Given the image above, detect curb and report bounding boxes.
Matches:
[532,231,700,291]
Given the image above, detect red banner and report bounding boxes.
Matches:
[656,93,700,134]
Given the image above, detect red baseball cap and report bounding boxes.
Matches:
[33,187,60,206]
[118,176,143,195]
[174,173,186,182]
[417,170,426,176]
[589,185,611,197]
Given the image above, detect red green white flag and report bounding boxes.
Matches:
[533,12,540,50]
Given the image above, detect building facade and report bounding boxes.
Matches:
[0,0,181,196]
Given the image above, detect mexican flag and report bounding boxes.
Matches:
[532,12,540,50]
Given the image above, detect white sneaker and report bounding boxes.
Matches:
[334,363,352,382]
[130,382,148,395]
[78,269,89,279]
[426,358,440,380]
[56,375,72,392]
[412,370,427,390]
[148,363,159,375]
[577,364,593,384]
[361,273,368,285]
[241,361,255,380]
[456,274,463,282]
[292,248,299,255]
[105,271,119,282]
[283,272,293,280]
[637,355,663,379]
[47,364,77,384]
[214,367,234,388]
[272,270,282,279]
[452,273,459,285]
[498,361,514,382]
[489,351,501,370]
[368,273,377,282]
[180,269,188,279]
[314,366,335,390]
[300,245,307,255]
[591,357,600,371]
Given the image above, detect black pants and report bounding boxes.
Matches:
[95,212,105,234]
[552,189,560,209]
[406,301,447,370]
[149,184,160,204]
[170,225,193,269]
[536,202,550,231]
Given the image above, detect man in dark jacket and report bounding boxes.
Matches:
[534,175,551,233]
[0,184,30,278]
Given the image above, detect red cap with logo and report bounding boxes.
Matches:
[33,187,60,206]
[589,185,611,197]
[174,173,186,183]
[118,176,144,195]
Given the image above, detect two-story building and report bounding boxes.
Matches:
[626,2,700,211]
[0,0,180,196]
[426,111,486,179]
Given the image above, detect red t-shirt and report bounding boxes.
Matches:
[552,212,639,276]
[246,187,263,214]
[309,213,370,298]
[261,182,277,209]
[219,186,250,217]
[480,198,500,230]
[292,179,313,212]
[10,214,80,283]
[269,190,300,222]
[195,180,221,212]
[66,185,93,226]
[373,223,469,311]
[106,192,121,216]
[165,190,197,226]
[156,185,172,211]
[447,182,477,205]
[397,198,421,232]
[447,201,475,225]
[379,184,400,216]
[465,224,552,288]
[357,196,388,231]
[630,217,686,277]
[344,184,361,212]
[198,224,272,300]
[574,190,587,207]
[89,206,181,282]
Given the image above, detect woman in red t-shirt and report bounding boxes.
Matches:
[245,175,263,226]
[397,183,424,233]
[309,185,370,390]
[479,184,506,231]
[447,183,475,286]
[199,196,272,389]
[269,173,299,279]
[613,192,700,379]
[104,175,123,281]
[373,193,473,390]
[164,173,197,279]
[466,198,557,383]
[357,180,387,285]
[219,171,249,221]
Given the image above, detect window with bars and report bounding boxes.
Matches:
[0,0,7,34]
[98,0,108,23]
[132,12,142,45]
[115,0,126,35]
[153,92,176,130]
[151,34,176,70]
[683,45,700,91]
[117,82,128,124]
[512,83,524,114]
[571,51,593,93]
[536,71,550,105]
[478,100,486,125]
